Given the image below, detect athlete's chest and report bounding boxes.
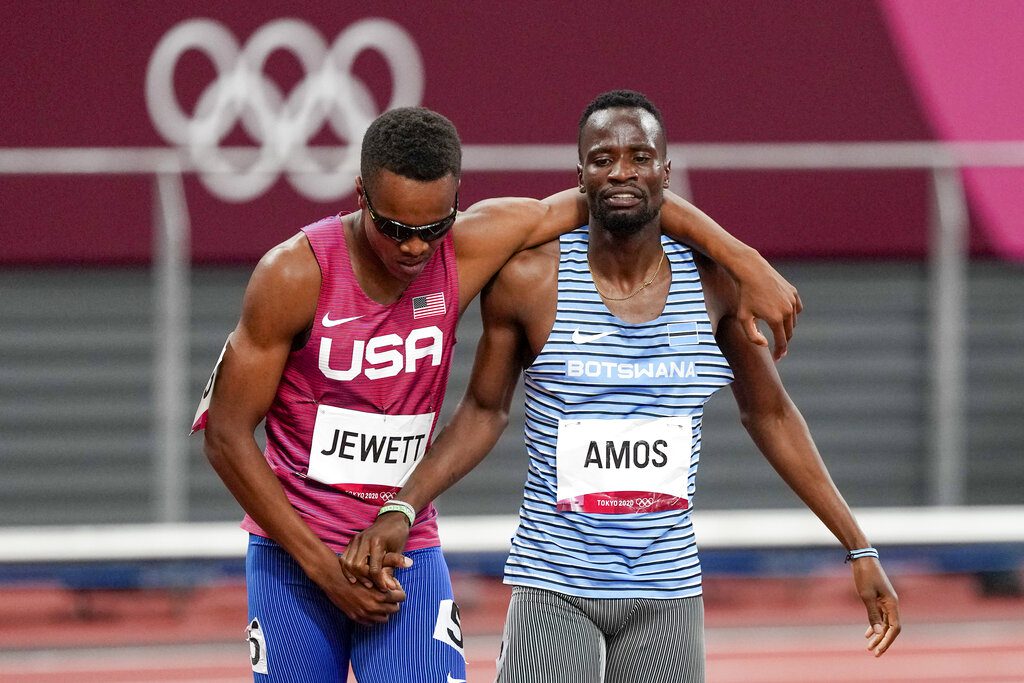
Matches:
[533,320,709,390]
[294,297,454,395]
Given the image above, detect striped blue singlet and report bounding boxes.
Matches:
[503,227,733,600]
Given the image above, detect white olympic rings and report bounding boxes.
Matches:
[146,18,424,202]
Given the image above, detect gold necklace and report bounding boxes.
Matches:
[588,250,665,301]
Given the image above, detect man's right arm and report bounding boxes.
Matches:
[341,249,534,589]
[660,195,802,359]
[202,235,404,624]
[397,262,528,511]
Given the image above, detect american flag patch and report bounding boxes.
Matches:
[412,292,446,319]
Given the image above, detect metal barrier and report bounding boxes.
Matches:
[3,141,1024,519]
[1,507,1022,587]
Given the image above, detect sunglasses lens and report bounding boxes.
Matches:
[379,216,454,242]
[420,217,456,241]
[364,190,457,242]
[382,221,411,242]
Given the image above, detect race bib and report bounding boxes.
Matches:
[190,339,228,434]
[432,599,466,660]
[555,416,693,514]
[307,404,434,502]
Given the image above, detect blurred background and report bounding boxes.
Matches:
[1,1,1022,681]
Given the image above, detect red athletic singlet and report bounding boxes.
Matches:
[241,215,459,552]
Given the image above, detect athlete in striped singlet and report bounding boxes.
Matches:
[349,92,901,682]
[196,106,803,682]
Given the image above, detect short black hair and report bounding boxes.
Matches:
[577,90,666,154]
[360,107,462,192]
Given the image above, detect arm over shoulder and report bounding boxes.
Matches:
[452,190,586,312]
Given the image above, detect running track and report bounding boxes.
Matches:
[1,574,1021,682]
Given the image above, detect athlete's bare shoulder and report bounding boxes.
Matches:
[692,250,737,333]
[496,239,559,291]
[451,190,586,313]
[451,197,552,305]
[242,232,321,340]
[483,240,559,353]
[257,232,320,284]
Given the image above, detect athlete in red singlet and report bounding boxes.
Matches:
[243,214,459,554]
[196,107,802,682]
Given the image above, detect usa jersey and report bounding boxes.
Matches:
[242,216,459,553]
[504,227,733,599]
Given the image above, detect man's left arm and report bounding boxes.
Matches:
[341,252,534,589]
[453,191,801,358]
[715,309,901,657]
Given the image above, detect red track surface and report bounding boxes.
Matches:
[1,573,1021,682]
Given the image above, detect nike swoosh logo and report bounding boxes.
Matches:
[322,313,363,328]
[447,675,466,683]
[571,328,616,344]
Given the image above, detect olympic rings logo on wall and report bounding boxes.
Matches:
[146,18,424,202]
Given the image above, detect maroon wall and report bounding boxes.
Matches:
[2,1,970,265]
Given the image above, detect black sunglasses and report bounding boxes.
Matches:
[362,189,459,243]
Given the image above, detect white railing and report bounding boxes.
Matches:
[3,141,1024,520]
[2,507,1023,563]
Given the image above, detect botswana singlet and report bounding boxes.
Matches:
[505,226,733,600]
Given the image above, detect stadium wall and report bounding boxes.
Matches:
[1,262,1021,525]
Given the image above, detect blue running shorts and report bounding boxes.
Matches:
[245,534,467,682]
